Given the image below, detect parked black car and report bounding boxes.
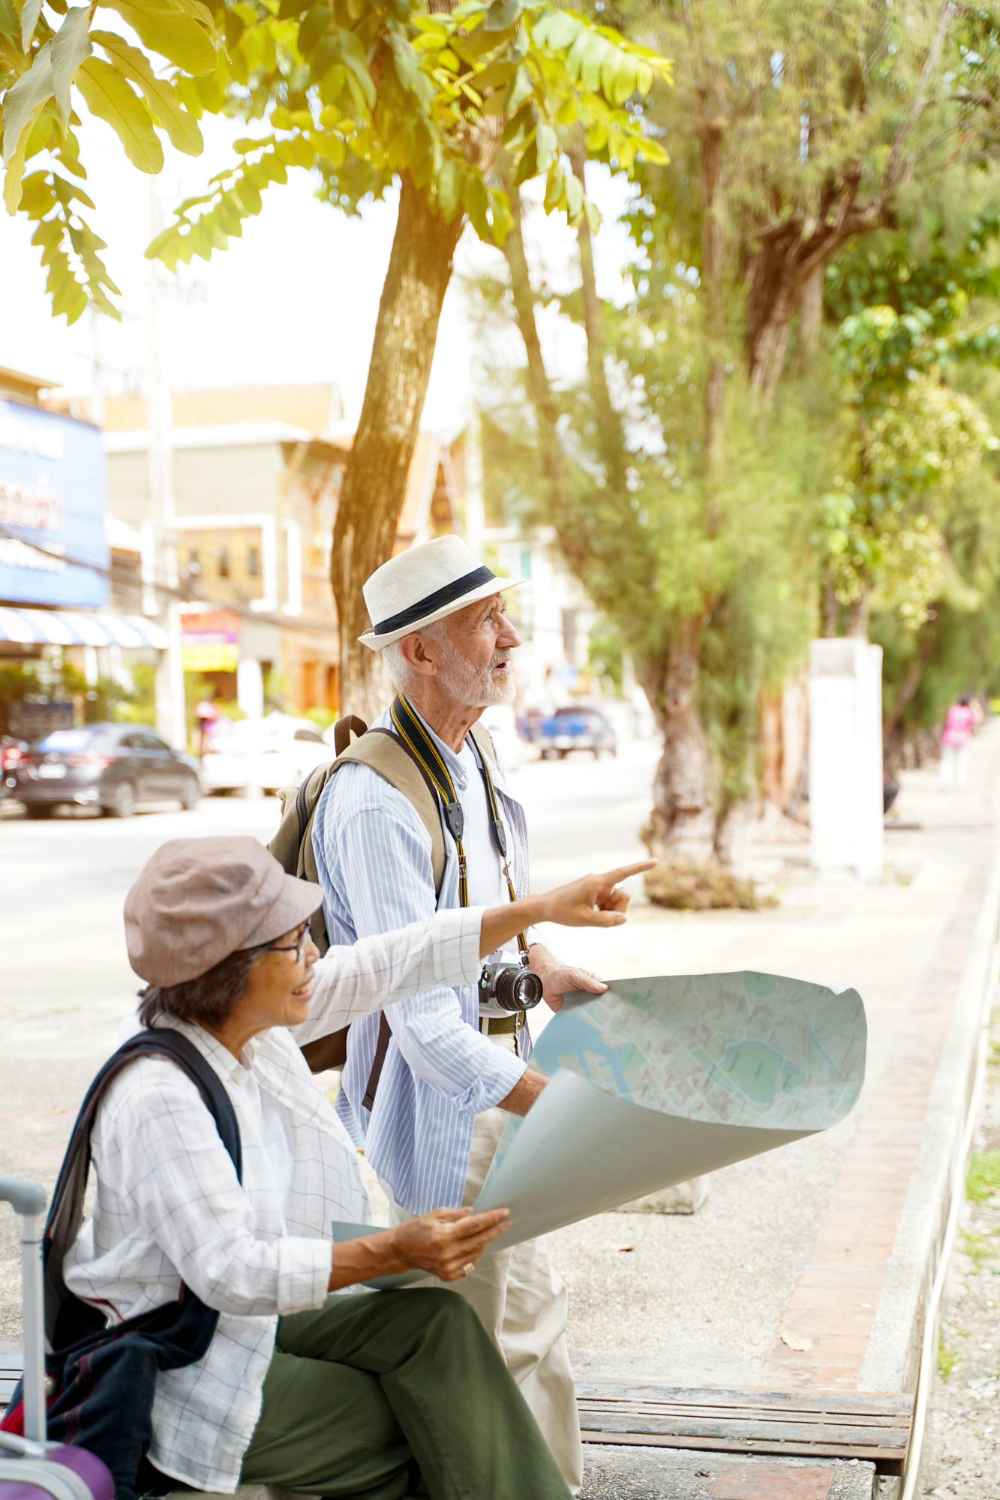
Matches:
[6,723,201,819]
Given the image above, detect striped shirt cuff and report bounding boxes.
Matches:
[434,905,486,989]
[276,1236,332,1314]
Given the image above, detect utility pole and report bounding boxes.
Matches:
[464,344,486,558]
[147,181,187,750]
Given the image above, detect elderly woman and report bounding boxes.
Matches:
[62,836,647,1500]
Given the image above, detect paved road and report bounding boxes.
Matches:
[0,734,658,1340]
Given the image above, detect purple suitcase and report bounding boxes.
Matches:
[0,1177,113,1500]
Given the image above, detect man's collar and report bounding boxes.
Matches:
[405,698,466,776]
[381,696,513,798]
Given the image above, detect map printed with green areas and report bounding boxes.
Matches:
[529,971,866,1132]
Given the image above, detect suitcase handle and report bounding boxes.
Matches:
[0,1175,48,1448]
[0,1176,47,1217]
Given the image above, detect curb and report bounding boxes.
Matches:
[860,841,1000,1398]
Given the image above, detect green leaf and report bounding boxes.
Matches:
[532,9,579,51]
[17,168,56,214]
[95,0,218,76]
[389,29,418,92]
[535,119,556,172]
[233,174,262,213]
[489,186,513,243]
[298,5,330,54]
[76,56,164,172]
[52,170,94,207]
[50,7,93,120]
[277,0,310,18]
[145,222,178,259]
[0,0,20,40]
[312,131,346,166]
[635,133,668,166]
[2,44,54,165]
[464,173,489,237]
[338,25,374,106]
[20,0,42,48]
[437,156,460,217]
[581,35,608,94]
[506,63,533,115]
[564,167,583,223]
[543,162,563,210]
[484,0,518,32]
[223,6,244,49]
[3,102,42,209]
[92,31,203,154]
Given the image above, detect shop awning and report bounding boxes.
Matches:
[0,606,168,649]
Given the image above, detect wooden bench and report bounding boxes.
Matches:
[3,1355,912,1481]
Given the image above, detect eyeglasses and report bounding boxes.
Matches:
[267,921,310,964]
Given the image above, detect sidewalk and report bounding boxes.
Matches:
[2,727,997,1498]
[553,726,1000,1496]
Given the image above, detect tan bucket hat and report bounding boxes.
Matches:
[124,836,323,987]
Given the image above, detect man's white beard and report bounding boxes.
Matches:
[436,646,515,708]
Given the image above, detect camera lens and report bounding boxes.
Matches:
[493,966,544,1012]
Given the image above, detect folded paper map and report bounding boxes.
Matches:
[332,970,866,1280]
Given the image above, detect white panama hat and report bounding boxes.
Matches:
[359,535,521,650]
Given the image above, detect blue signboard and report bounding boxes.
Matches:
[0,397,109,609]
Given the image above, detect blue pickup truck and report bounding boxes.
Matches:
[519,704,618,760]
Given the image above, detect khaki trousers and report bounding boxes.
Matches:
[382,1035,583,1494]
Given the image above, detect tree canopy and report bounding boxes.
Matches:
[1,0,669,322]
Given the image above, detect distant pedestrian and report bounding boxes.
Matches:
[194,698,220,757]
[941,696,976,787]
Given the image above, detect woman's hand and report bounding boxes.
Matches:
[540,861,655,928]
[390,1207,511,1281]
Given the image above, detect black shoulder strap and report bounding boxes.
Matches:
[44,1029,242,1341]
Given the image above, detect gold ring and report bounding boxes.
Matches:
[462,1262,475,1278]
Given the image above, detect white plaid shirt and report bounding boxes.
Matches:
[62,907,484,1493]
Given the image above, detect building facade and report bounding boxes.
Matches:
[103,384,461,717]
[0,366,164,708]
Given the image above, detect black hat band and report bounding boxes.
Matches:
[374,565,497,636]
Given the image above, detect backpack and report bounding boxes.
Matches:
[0,1029,241,1500]
[268,710,497,1083]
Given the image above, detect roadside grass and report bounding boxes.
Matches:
[958,1228,995,1271]
[937,1333,957,1379]
[966,1150,1000,1204]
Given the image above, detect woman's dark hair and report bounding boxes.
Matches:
[138,939,272,1030]
[960,694,971,707]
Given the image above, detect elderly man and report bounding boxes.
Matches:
[313,536,617,1490]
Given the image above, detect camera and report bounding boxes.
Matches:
[479,960,544,1015]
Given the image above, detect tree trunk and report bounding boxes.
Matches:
[331,180,465,719]
[568,142,628,501]
[883,616,938,746]
[699,118,726,489]
[845,589,871,640]
[821,579,840,637]
[748,279,797,404]
[497,169,583,563]
[642,622,717,864]
[798,265,824,364]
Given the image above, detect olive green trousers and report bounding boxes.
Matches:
[239,1288,572,1500]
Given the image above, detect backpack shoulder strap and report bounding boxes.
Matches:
[332,730,447,897]
[43,1030,241,1343]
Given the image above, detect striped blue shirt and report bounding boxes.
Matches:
[313,705,535,1214]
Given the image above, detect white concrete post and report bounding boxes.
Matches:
[237,657,265,720]
[809,638,885,880]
